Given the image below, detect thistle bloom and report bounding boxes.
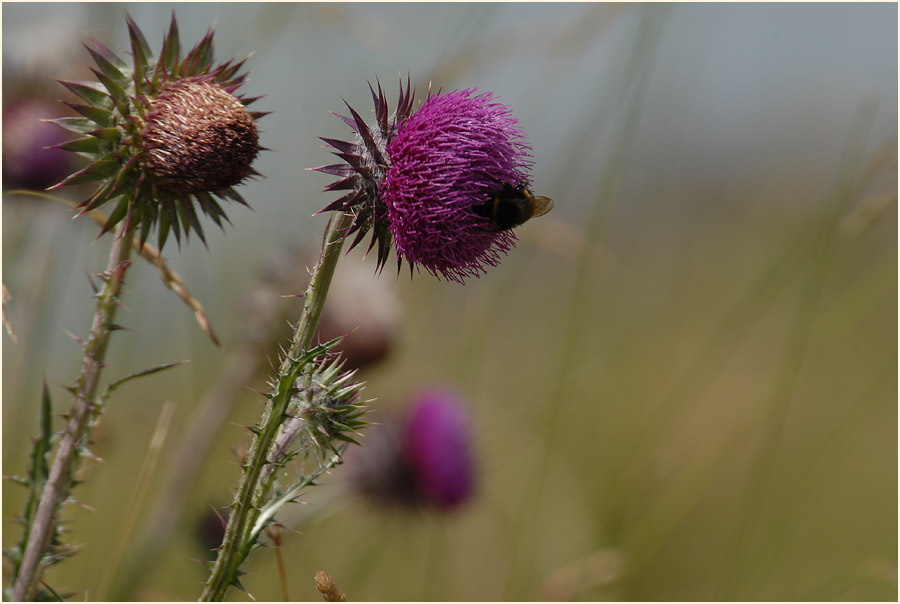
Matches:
[315,81,536,283]
[2,96,74,190]
[50,14,266,248]
[404,388,475,508]
[348,388,474,510]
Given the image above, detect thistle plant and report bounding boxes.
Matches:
[7,14,263,601]
[201,79,549,599]
[199,214,367,601]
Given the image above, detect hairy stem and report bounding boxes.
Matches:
[12,223,133,601]
[200,211,352,601]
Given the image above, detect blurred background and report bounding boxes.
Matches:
[2,3,897,601]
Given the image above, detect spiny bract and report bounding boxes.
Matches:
[50,13,267,249]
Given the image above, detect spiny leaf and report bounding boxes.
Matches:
[11,382,56,580]
[83,41,129,88]
[138,200,155,249]
[319,136,357,154]
[313,163,354,177]
[194,192,223,229]
[181,197,207,247]
[184,27,216,74]
[157,205,172,251]
[88,68,129,112]
[64,102,114,126]
[46,117,97,136]
[241,94,266,107]
[125,13,152,89]
[56,79,109,106]
[50,137,104,155]
[75,178,117,215]
[216,186,249,207]
[98,195,130,238]
[36,580,66,601]
[217,56,248,83]
[162,197,182,248]
[344,100,386,167]
[87,127,122,143]
[86,37,128,71]
[98,361,187,402]
[174,197,194,244]
[160,13,182,75]
[68,158,119,185]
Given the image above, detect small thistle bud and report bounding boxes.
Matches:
[270,346,367,468]
[49,13,267,249]
[315,80,550,283]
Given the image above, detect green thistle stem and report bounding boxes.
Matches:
[12,223,133,602]
[200,211,353,602]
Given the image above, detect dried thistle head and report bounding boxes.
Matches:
[49,13,267,249]
[141,78,259,194]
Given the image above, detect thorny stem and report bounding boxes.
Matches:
[200,211,353,601]
[12,223,133,601]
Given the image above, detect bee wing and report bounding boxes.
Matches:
[530,196,554,218]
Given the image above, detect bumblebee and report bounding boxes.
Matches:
[473,182,554,232]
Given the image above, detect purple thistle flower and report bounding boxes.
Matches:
[2,97,75,191]
[403,388,475,509]
[314,81,550,284]
[382,89,532,283]
[346,387,475,511]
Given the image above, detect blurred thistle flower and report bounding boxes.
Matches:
[314,253,401,370]
[245,245,401,372]
[49,13,266,248]
[315,80,544,283]
[2,96,75,190]
[348,388,474,510]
